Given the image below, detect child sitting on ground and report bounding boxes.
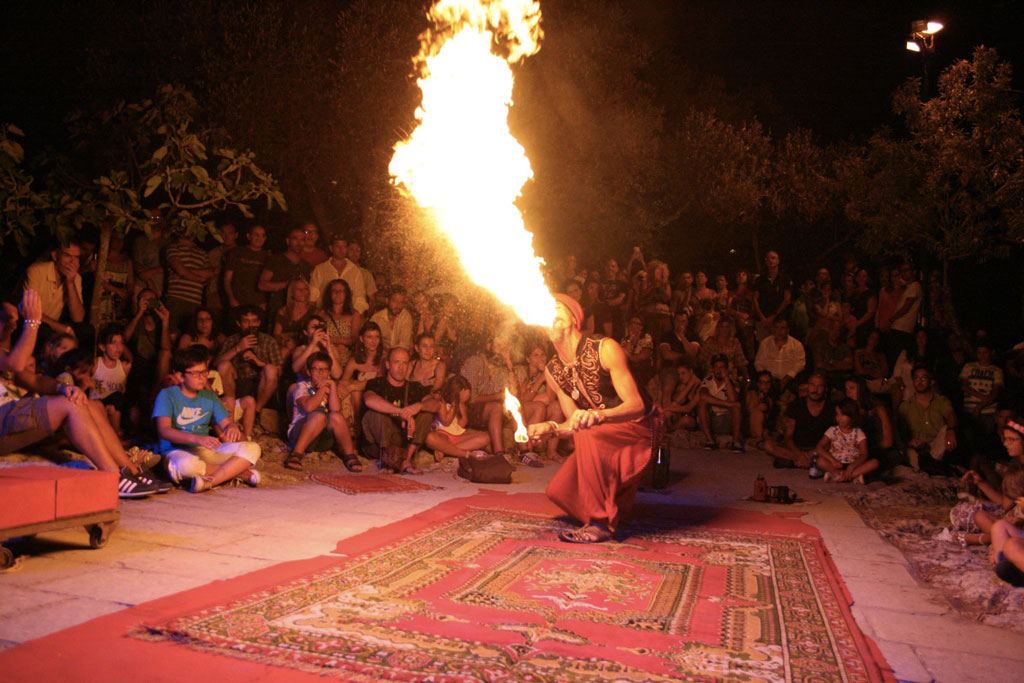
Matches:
[814,398,879,483]
[425,375,490,462]
[153,345,261,493]
[91,325,131,435]
[989,467,1024,586]
[283,351,361,472]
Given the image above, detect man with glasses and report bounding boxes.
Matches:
[154,345,261,492]
[24,238,86,336]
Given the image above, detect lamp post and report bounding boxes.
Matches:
[905,19,944,97]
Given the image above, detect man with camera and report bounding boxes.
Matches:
[216,305,281,437]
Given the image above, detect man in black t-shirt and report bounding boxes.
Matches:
[764,372,834,468]
[362,346,440,473]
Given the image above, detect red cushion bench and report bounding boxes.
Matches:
[0,466,119,568]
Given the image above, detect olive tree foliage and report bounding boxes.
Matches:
[843,47,1024,285]
[0,124,48,255]
[48,84,285,322]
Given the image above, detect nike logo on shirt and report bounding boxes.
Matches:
[176,407,208,426]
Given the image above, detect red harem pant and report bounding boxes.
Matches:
[545,416,653,533]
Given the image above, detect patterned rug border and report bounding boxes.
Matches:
[132,493,892,683]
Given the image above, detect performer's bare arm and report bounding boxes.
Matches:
[597,338,645,423]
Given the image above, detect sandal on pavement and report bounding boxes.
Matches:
[284,452,304,471]
[558,525,612,544]
[341,452,363,473]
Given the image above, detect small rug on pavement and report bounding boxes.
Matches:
[127,493,889,682]
[845,469,1024,634]
[310,471,442,495]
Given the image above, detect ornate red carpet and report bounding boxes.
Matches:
[0,492,892,682]
[310,471,441,494]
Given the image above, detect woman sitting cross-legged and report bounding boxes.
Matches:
[284,351,361,472]
[425,375,490,462]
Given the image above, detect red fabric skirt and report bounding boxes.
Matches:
[545,416,653,532]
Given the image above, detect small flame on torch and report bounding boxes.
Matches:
[503,388,529,443]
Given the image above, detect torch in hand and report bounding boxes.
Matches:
[503,388,529,445]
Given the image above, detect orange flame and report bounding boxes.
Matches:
[503,388,529,443]
[389,0,555,327]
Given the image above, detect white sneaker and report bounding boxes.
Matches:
[241,469,261,487]
[166,459,182,484]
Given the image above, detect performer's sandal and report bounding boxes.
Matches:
[283,452,304,471]
[558,525,612,544]
[341,452,363,472]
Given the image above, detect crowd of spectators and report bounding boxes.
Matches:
[1,225,1023,586]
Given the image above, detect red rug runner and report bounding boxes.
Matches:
[0,492,893,682]
[310,471,441,494]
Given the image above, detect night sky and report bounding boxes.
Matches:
[4,1,1022,145]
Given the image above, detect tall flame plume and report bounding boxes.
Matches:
[389,0,556,327]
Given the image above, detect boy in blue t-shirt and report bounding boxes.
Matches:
[153,345,262,493]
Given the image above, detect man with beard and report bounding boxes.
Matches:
[764,371,834,469]
[527,294,654,544]
[216,306,281,436]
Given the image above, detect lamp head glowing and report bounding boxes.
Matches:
[925,21,943,34]
[906,40,922,52]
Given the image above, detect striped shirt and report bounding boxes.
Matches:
[165,241,207,305]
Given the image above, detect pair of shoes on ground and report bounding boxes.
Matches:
[186,469,259,494]
[519,451,544,468]
[117,466,172,499]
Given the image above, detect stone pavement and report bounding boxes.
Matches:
[2,446,1024,682]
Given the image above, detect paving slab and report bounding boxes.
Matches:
[861,608,1024,660]
[0,596,127,643]
[873,639,934,683]
[914,646,1024,683]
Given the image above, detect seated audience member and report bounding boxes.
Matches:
[694,298,720,343]
[154,345,261,492]
[699,317,748,385]
[620,314,655,389]
[284,352,360,472]
[764,371,834,468]
[658,311,701,407]
[344,240,376,311]
[90,325,131,434]
[954,431,1024,546]
[843,376,899,472]
[664,361,701,432]
[124,289,173,429]
[671,271,695,317]
[38,332,77,378]
[745,370,779,448]
[752,250,793,340]
[754,318,806,394]
[959,341,1003,452]
[990,491,1024,587]
[813,398,879,483]
[177,308,223,354]
[341,321,384,423]
[318,278,361,368]
[362,346,440,474]
[854,328,889,388]
[788,278,815,341]
[460,336,515,454]
[698,354,743,452]
[809,315,853,388]
[899,364,958,473]
[292,316,344,379]
[425,375,491,461]
[409,333,446,392]
[273,279,315,358]
[370,285,414,351]
[24,238,86,336]
[216,305,281,438]
[411,291,436,339]
[432,294,460,362]
[2,290,159,497]
[516,340,562,460]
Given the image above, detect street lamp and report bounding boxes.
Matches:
[905,19,944,98]
[906,19,943,53]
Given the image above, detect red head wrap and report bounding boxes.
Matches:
[553,293,583,331]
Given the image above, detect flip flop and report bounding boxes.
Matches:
[558,525,612,544]
[283,452,304,471]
